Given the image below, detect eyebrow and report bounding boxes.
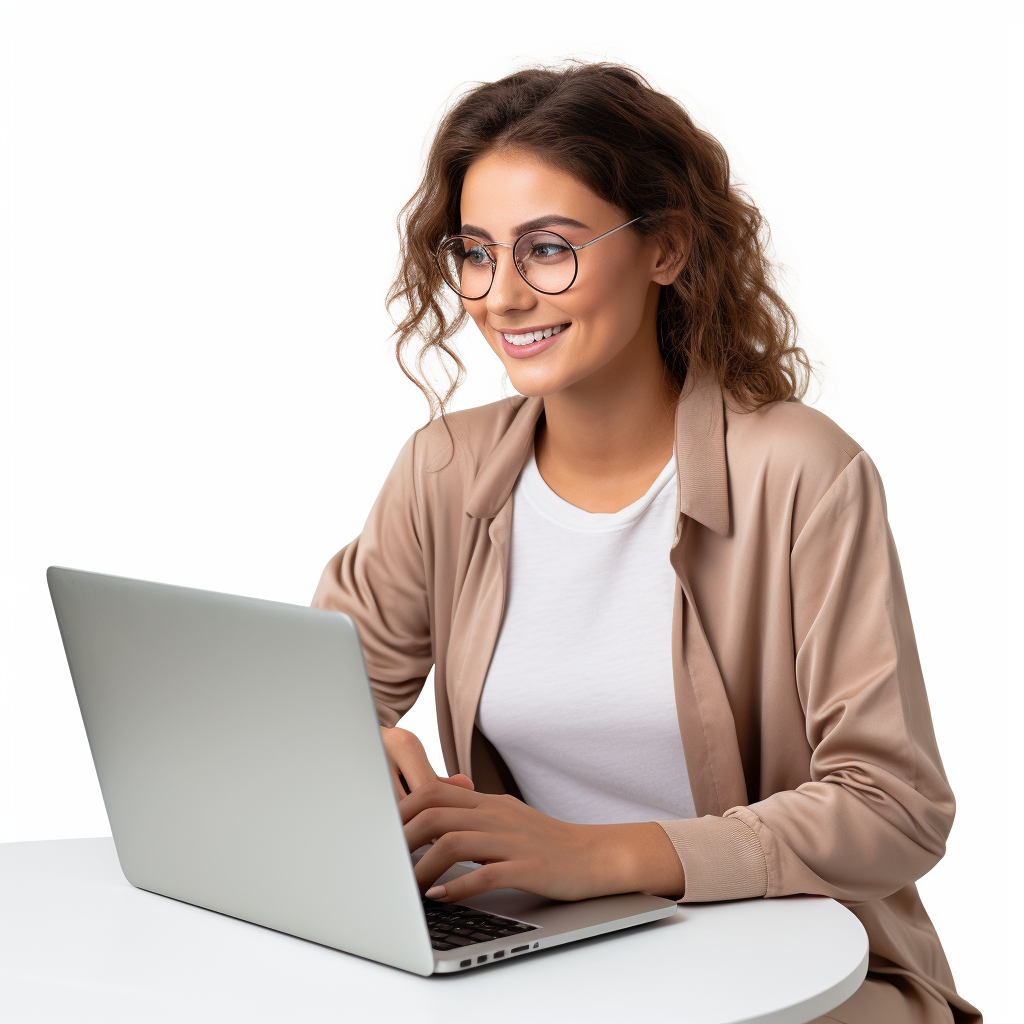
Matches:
[459,215,590,240]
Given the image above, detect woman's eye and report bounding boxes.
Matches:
[466,248,490,265]
[531,243,568,259]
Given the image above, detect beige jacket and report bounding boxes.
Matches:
[313,374,979,1023]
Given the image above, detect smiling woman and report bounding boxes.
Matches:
[388,64,807,421]
[313,64,979,1023]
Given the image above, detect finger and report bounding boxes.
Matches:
[424,861,516,903]
[443,773,475,791]
[414,831,508,891]
[403,806,486,852]
[388,731,440,793]
[398,780,482,825]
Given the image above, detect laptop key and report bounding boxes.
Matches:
[422,899,537,949]
[431,940,456,950]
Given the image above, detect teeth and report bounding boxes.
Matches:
[501,325,568,346]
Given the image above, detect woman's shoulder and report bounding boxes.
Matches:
[724,396,876,535]
[726,395,863,475]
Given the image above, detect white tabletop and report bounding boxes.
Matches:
[0,838,867,1024]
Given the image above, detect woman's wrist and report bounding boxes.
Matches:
[590,822,685,900]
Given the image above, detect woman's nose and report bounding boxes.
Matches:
[486,247,535,316]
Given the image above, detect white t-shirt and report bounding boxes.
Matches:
[476,451,696,825]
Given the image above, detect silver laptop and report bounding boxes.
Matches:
[46,566,677,975]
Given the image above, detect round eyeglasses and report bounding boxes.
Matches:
[435,217,643,300]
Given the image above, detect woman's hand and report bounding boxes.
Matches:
[400,781,686,902]
[380,726,475,801]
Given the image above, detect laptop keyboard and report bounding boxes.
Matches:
[423,899,538,951]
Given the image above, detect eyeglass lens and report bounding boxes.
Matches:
[437,230,578,299]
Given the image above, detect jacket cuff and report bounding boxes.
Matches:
[656,815,768,903]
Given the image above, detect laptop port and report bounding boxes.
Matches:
[511,945,529,954]
[493,950,505,958]
[477,955,488,963]
[460,960,471,968]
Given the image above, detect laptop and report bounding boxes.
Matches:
[46,566,677,975]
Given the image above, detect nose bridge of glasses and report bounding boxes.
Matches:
[480,240,513,267]
[489,239,534,300]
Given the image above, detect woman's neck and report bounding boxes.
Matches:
[533,310,680,514]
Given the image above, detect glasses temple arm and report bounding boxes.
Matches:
[572,216,644,251]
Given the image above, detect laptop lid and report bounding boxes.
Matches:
[47,566,434,976]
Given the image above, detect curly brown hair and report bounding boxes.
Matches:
[387,62,810,416]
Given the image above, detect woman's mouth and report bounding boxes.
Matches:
[496,323,570,358]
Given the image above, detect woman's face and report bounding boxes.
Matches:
[458,150,673,398]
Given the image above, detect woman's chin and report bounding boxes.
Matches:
[503,368,573,399]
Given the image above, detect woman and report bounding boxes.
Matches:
[313,64,979,1023]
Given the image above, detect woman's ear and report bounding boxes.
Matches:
[649,211,691,286]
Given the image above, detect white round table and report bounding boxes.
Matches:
[0,839,867,1023]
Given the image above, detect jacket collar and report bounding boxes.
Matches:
[465,374,730,537]
[465,397,544,519]
[674,371,730,536]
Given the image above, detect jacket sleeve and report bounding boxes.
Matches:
[725,451,955,901]
[661,451,956,903]
[311,432,434,727]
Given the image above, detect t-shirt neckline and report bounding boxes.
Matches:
[517,450,676,534]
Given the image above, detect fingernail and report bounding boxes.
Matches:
[425,885,447,899]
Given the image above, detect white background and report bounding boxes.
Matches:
[2,1,1020,1017]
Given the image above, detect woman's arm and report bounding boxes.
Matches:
[313,432,479,800]
[312,433,434,727]
[400,782,686,901]
[719,450,954,901]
